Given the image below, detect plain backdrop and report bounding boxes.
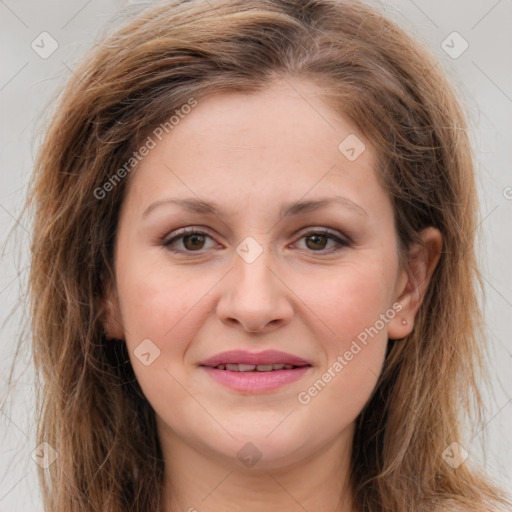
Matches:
[0,0,511,510]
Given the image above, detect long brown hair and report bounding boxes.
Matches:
[17,0,512,510]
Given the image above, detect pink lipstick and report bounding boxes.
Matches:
[199,349,312,393]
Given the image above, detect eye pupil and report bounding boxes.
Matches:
[306,234,327,250]
[184,234,205,250]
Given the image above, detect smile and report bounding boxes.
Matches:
[212,363,303,372]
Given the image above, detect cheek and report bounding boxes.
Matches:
[117,248,208,339]
[306,258,396,346]
[294,260,393,423]
[114,261,205,406]
[118,267,205,416]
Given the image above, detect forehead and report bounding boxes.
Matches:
[122,78,389,221]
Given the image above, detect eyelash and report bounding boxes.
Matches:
[162,227,351,255]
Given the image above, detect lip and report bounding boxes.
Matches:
[201,365,311,393]
[199,349,311,367]
[199,350,312,393]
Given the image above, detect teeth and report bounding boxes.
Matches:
[236,364,257,372]
[215,363,298,372]
[256,364,273,371]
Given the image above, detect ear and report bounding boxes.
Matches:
[388,227,443,340]
[99,276,125,340]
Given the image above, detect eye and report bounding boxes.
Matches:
[294,229,350,253]
[162,228,216,253]
[162,227,351,254]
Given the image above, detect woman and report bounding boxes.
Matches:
[22,0,512,510]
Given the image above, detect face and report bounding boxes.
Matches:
[105,78,422,471]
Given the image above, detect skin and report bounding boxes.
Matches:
[103,78,442,512]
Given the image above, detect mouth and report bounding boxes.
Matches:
[199,350,312,393]
[207,363,309,372]
[199,349,312,368]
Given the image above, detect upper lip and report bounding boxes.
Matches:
[199,350,311,367]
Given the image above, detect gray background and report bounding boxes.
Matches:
[0,0,511,510]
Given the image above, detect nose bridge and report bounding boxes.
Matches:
[216,234,292,332]
[232,234,278,300]
[247,235,275,271]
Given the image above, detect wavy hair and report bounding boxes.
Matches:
[17,0,512,510]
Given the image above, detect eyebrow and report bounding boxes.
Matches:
[142,195,367,219]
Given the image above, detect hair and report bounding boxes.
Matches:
[15,0,512,510]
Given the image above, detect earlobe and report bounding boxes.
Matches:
[388,227,443,340]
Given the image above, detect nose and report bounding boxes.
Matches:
[215,243,294,334]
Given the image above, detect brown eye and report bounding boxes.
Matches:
[304,233,329,251]
[163,228,350,255]
[163,229,214,253]
[182,233,207,251]
[296,230,350,253]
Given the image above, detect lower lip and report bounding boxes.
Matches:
[201,366,311,392]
